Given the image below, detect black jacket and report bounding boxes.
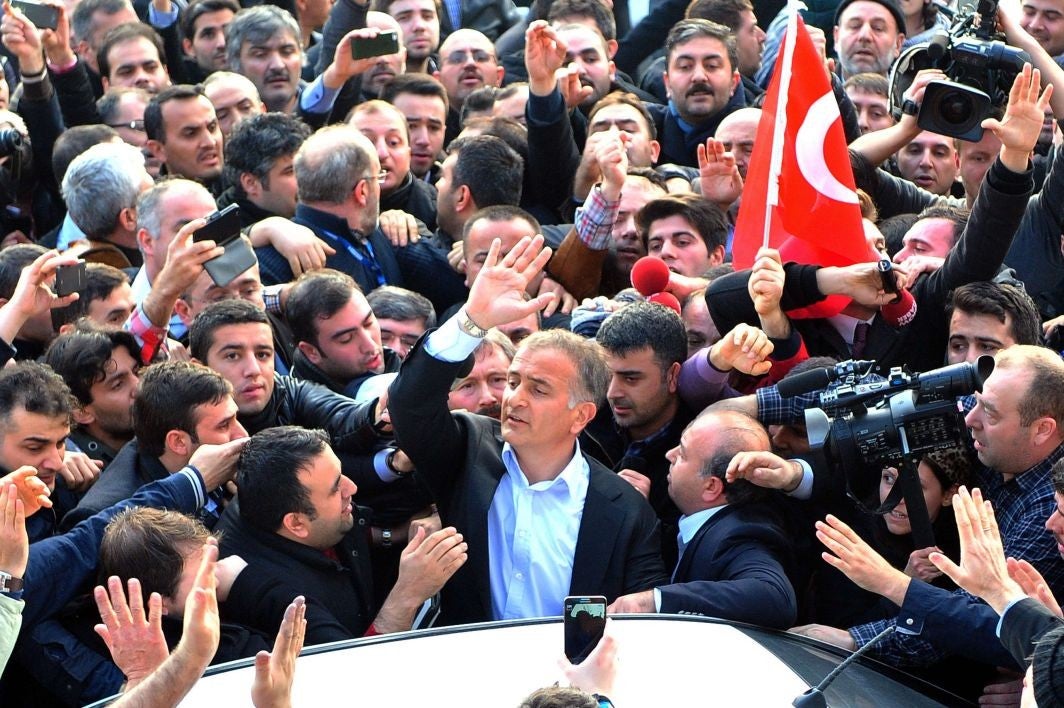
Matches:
[381,173,438,232]
[216,499,375,637]
[390,336,668,626]
[645,91,747,168]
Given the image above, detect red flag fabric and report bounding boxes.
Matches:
[732,15,870,282]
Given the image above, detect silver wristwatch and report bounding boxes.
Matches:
[457,308,488,338]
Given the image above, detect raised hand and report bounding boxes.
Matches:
[464,235,554,330]
[0,483,28,579]
[817,513,912,604]
[93,577,170,689]
[697,138,742,208]
[0,466,51,514]
[251,596,306,708]
[708,323,774,376]
[983,63,1054,171]
[525,21,567,96]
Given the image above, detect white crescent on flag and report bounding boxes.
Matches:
[795,91,859,204]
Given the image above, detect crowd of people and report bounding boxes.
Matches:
[0,0,1058,702]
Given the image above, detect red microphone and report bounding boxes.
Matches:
[881,288,917,328]
[630,256,670,296]
[647,291,682,314]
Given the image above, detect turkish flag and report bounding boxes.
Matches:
[732,14,869,312]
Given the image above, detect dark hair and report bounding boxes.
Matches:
[0,244,46,300]
[366,286,436,328]
[381,73,450,113]
[284,269,359,349]
[636,194,728,253]
[145,84,207,143]
[43,326,139,407]
[459,86,497,125]
[237,426,327,532]
[97,23,166,81]
[548,0,616,40]
[697,411,770,505]
[685,0,752,30]
[844,72,890,98]
[180,0,240,43]
[626,165,668,191]
[597,301,688,373]
[914,204,970,249]
[97,86,151,123]
[189,299,269,361]
[0,361,74,428]
[465,116,529,169]
[133,361,232,457]
[665,19,737,73]
[877,212,919,258]
[588,91,658,140]
[947,282,1042,348]
[99,507,212,599]
[51,124,120,185]
[448,135,524,207]
[462,204,542,245]
[223,112,310,198]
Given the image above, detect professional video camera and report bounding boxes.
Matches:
[799,356,994,546]
[888,0,1029,141]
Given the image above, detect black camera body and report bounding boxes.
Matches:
[803,357,993,529]
[889,0,1029,141]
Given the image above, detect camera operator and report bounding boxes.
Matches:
[726,345,1064,683]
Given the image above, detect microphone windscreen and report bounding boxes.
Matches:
[630,257,671,296]
[647,291,681,314]
[776,366,833,398]
[881,288,917,328]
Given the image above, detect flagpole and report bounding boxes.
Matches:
[764,0,804,249]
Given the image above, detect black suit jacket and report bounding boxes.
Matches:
[658,504,797,629]
[389,337,668,626]
[1000,597,1064,668]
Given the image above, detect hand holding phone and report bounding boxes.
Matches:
[563,595,607,664]
[54,261,86,298]
[11,0,59,31]
[193,204,241,245]
[351,29,400,59]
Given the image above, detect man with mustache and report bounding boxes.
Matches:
[447,329,514,418]
[434,28,504,142]
[646,19,745,167]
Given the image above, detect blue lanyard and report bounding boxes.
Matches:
[318,228,387,288]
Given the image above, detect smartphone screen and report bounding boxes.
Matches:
[563,596,606,664]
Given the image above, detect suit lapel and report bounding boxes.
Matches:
[570,464,624,595]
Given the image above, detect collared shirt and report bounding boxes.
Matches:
[574,185,620,252]
[491,441,588,620]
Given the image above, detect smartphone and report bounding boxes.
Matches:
[54,261,86,297]
[11,0,59,31]
[351,30,400,60]
[563,595,606,664]
[192,204,241,245]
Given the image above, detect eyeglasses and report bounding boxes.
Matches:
[443,49,495,66]
[106,119,145,132]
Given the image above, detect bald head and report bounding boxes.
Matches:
[715,107,761,179]
[435,28,503,108]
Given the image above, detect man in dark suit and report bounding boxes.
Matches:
[607,409,797,629]
[389,234,667,626]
